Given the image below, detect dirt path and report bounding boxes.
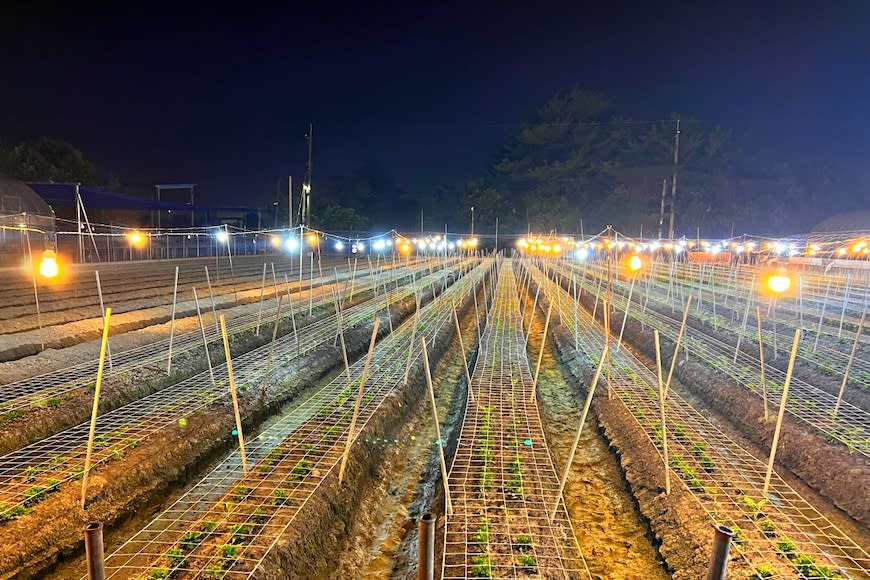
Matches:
[526,309,669,580]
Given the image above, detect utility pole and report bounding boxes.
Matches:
[421,209,424,235]
[470,206,475,237]
[667,118,680,240]
[302,124,313,226]
[288,176,293,228]
[657,178,667,239]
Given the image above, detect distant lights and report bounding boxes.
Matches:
[627,255,643,272]
[215,229,228,243]
[270,235,282,248]
[372,239,385,251]
[284,237,298,251]
[334,240,344,251]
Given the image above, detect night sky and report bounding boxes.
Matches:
[2,1,869,209]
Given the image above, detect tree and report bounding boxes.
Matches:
[0,138,96,183]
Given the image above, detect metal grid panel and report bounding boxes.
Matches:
[0,260,464,519]
[98,257,489,579]
[563,259,870,456]
[443,260,590,580]
[525,261,870,579]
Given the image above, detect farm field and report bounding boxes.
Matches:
[0,249,867,579]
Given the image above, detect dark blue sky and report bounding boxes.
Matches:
[2,1,868,206]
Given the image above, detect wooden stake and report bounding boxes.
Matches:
[420,337,453,516]
[192,288,216,387]
[834,311,864,416]
[254,262,266,336]
[260,295,284,396]
[81,307,112,509]
[338,318,380,483]
[166,266,179,373]
[334,289,353,384]
[219,314,248,474]
[665,295,693,396]
[654,330,670,495]
[616,275,636,352]
[733,279,754,364]
[453,303,475,403]
[550,343,608,522]
[813,280,832,353]
[756,306,769,421]
[762,328,801,497]
[531,301,553,402]
[205,265,219,331]
[94,271,113,370]
[283,273,299,354]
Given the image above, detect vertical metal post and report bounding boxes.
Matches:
[84,521,106,580]
[706,525,734,580]
[417,513,436,580]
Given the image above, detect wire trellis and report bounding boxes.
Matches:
[98,257,490,579]
[442,260,591,580]
[524,261,870,579]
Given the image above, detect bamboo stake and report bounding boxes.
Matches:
[572,274,579,352]
[654,330,670,495]
[665,295,693,395]
[404,305,420,385]
[604,297,613,400]
[205,266,219,331]
[167,266,180,373]
[531,301,553,402]
[271,262,279,304]
[420,337,453,516]
[813,280,832,353]
[338,318,380,483]
[733,282,754,364]
[260,295,284,396]
[616,275,636,352]
[251,263,266,336]
[834,311,865,416]
[334,289,353,384]
[453,303,475,403]
[838,274,852,339]
[192,288,216,387]
[525,283,541,345]
[94,271,113,370]
[23,233,45,351]
[219,314,248,474]
[283,274,299,354]
[349,257,358,302]
[550,343,608,522]
[762,328,801,497]
[81,307,112,509]
[756,306,769,421]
